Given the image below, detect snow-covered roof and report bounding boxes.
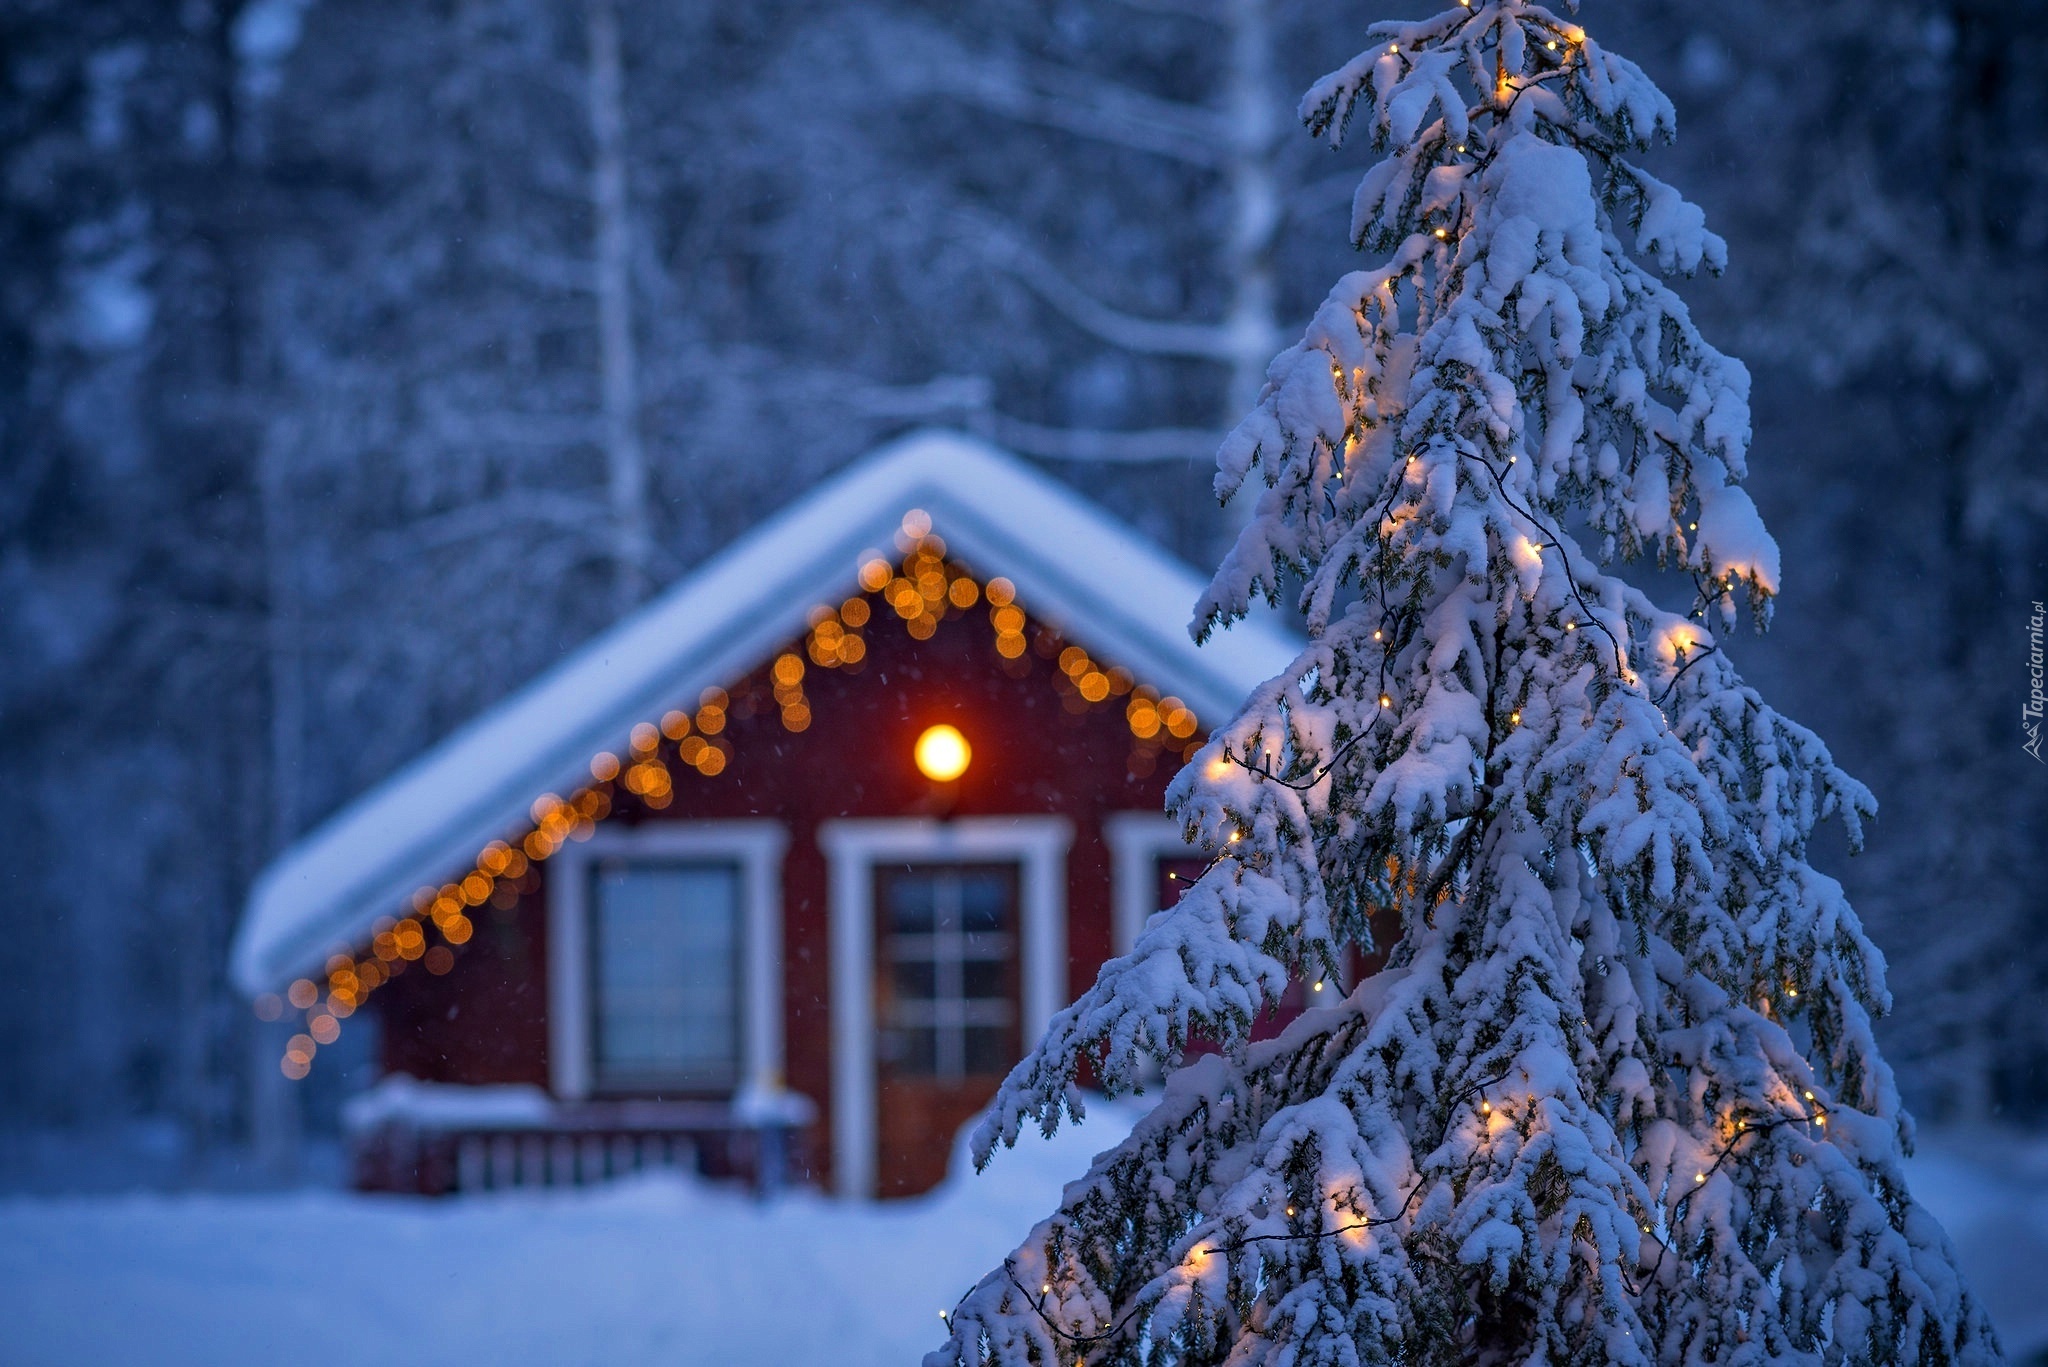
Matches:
[231,430,1301,995]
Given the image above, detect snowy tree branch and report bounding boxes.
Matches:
[987,414,1221,464]
[973,219,1238,360]
[1106,0,1227,22]
[915,49,1229,168]
[359,491,609,564]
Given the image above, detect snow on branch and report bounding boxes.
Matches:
[873,21,1229,168]
[987,414,1222,464]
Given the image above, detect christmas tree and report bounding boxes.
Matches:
[931,4,2003,1365]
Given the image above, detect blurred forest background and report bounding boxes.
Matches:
[1,0,2042,1187]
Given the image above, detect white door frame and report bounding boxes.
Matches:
[1103,812,1203,954]
[818,816,1073,1199]
[546,820,788,1101]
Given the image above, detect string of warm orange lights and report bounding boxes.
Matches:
[964,1078,1832,1359]
[265,508,1208,1078]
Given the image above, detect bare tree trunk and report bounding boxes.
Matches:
[259,427,304,860]
[1219,0,1282,417]
[588,0,651,614]
[174,880,214,1185]
[253,417,305,1182]
[249,1018,301,1185]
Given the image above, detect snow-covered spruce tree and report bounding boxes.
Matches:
[931,5,2003,1366]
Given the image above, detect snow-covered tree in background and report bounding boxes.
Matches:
[933,4,2002,1364]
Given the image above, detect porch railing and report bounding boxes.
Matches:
[345,1080,811,1196]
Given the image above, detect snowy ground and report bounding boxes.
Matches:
[1904,1132,2048,1362]
[2,1111,2044,1367]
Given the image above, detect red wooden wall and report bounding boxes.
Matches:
[374,597,1192,1190]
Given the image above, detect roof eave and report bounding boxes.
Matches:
[231,430,1300,994]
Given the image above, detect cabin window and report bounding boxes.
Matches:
[1104,811,1206,954]
[547,820,786,1103]
[588,861,743,1091]
[877,864,1019,1079]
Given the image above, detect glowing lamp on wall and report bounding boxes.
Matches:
[914,724,972,783]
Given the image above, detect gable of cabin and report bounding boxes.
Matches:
[350,533,1216,1197]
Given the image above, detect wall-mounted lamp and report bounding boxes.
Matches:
[914,724,971,783]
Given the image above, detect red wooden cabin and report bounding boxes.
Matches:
[232,433,1299,1198]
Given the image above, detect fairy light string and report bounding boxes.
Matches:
[972,1067,1834,1361]
[1220,438,1728,797]
[1221,0,1763,803]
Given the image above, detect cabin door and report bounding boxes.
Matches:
[873,862,1022,1197]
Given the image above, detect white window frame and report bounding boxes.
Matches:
[547,821,787,1102]
[1104,812,1203,955]
[819,816,1072,1199]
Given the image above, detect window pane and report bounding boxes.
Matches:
[956,871,1010,931]
[957,932,1010,961]
[886,875,938,932]
[892,959,936,1001]
[963,1026,1010,1075]
[877,863,1019,1081]
[960,959,1005,1001]
[592,862,740,1088]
